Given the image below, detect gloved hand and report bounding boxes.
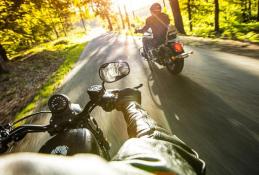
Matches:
[134,29,139,34]
[116,88,141,111]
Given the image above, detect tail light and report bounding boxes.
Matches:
[172,42,183,53]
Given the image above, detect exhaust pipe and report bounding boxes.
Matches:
[173,51,194,60]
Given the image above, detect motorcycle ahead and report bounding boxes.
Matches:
[135,25,193,75]
[0,61,142,160]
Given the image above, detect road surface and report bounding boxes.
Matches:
[14,32,259,175]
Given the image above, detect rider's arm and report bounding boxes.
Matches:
[115,89,206,175]
[165,13,170,26]
[136,18,151,33]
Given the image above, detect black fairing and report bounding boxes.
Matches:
[39,128,100,156]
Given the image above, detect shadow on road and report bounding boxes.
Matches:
[147,63,259,175]
[11,33,259,175]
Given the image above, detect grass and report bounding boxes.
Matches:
[14,32,88,125]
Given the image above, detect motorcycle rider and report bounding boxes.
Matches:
[135,3,170,58]
[0,88,205,175]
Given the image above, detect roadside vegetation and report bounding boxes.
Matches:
[15,35,88,124]
[0,31,88,124]
[0,0,115,124]
[177,0,259,43]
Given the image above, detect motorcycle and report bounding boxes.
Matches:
[0,61,142,160]
[134,25,193,75]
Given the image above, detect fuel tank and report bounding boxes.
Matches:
[39,128,100,156]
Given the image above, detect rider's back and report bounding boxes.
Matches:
[146,12,170,41]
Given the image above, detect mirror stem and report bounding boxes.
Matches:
[102,81,106,91]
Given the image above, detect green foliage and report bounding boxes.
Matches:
[0,0,95,56]
[176,0,259,42]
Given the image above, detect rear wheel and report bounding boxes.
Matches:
[166,59,184,75]
[143,48,154,72]
[147,56,154,72]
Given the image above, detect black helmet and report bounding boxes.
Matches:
[39,128,100,156]
[150,3,162,12]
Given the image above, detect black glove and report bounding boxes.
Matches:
[116,88,141,111]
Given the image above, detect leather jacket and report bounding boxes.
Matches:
[112,102,206,175]
[137,12,170,44]
[0,102,206,175]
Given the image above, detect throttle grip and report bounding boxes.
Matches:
[101,90,118,112]
[100,85,143,112]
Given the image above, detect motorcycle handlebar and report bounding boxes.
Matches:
[0,124,50,153]
[100,85,143,112]
[0,85,143,153]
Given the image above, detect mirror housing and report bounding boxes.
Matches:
[99,61,130,83]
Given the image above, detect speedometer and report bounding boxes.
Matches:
[48,94,69,113]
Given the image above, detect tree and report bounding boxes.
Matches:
[73,0,90,32]
[92,0,113,31]
[124,5,131,28]
[163,0,166,7]
[168,0,186,34]
[214,0,220,33]
[0,44,9,74]
[118,6,125,29]
[187,0,193,31]
[0,0,76,54]
[257,0,259,21]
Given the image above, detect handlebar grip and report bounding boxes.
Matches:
[100,90,118,112]
[0,143,8,153]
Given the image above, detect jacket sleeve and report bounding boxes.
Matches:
[113,102,206,175]
[137,18,151,33]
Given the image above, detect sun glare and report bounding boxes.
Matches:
[112,0,159,11]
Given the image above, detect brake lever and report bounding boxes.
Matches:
[134,84,143,89]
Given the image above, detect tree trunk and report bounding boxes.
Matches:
[58,15,67,37]
[106,14,113,31]
[241,0,249,22]
[168,0,186,34]
[118,6,125,29]
[0,45,9,74]
[257,0,259,21]
[214,0,220,33]
[132,11,136,19]
[163,0,166,7]
[0,57,9,74]
[54,8,67,37]
[248,0,252,18]
[187,0,192,31]
[124,5,131,28]
[0,45,8,62]
[50,20,59,39]
[46,8,59,39]
[79,7,87,32]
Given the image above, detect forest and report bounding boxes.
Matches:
[0,0,259,56]
[0,0,114,56]
[177,0,259,41]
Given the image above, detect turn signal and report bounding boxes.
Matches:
[172,43,183,53]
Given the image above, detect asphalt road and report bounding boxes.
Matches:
[14,32,259,175]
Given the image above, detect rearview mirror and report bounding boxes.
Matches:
[99,61,130,83]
